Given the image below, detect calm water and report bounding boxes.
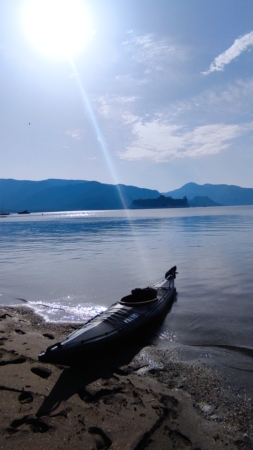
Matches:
[1,207,253,388]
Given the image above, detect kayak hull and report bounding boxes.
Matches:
[38,266,177,365]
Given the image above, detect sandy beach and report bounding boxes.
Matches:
[0,305,252,450]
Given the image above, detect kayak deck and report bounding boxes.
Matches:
[38,266,177,365]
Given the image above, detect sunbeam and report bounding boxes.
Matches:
[69,60,154,279]
[70,59,128,209]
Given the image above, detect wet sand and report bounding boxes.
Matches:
[0,305,252,450]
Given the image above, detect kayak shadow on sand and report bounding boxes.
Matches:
[36,339,153,417]
[36,293,177,417]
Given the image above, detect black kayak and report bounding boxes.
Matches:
[38,266,177,365]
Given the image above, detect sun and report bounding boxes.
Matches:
[23,0,94,59]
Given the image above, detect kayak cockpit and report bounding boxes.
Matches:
[120,287,158,305]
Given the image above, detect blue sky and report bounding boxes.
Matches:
[1,0,253,191]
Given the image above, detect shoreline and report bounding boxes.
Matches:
[0,305,252,449]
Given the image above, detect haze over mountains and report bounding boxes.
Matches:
[0,179,253,213]
[164,182,253,207]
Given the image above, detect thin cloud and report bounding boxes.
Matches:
[65,129,83,140]
[116,96,137,103]
[122,32,189,74]
[203,31,253,75]
[96,95,137,118]
[118,118,251,162]
[199,78,253,115]
[163,77,253,120]
[123,33,175,65]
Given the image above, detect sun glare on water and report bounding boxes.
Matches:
[23,0,94,59]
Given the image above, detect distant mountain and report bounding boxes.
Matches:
[0,179,160,213]
[188,196,222,207]
[1,179,253,213]
[165,183,253,206]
